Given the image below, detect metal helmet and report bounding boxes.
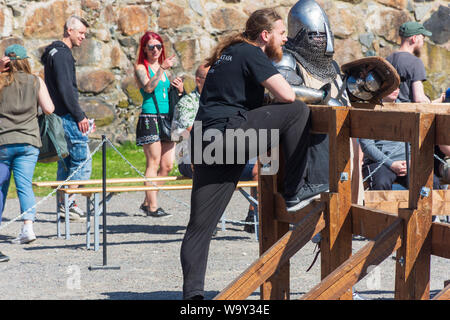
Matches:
[287,0,334,56]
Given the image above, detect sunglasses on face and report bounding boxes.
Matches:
[147,44,162,51]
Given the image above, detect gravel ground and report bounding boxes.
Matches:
[0,188,448,300]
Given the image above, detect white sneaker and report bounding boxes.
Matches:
[11,227,37,244]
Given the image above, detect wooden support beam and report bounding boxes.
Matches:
[258,154,290,300]
[395,113,435,300]
[351,205,399,239]
[321,108,353,300]
[273,192,323,224]
[349,109,417,142]
[364,190,450,216]
[215,204,325,300]
[431,282,450,300]
[431,222,450,259]
[301,218,403,300]
[436,114,450,145]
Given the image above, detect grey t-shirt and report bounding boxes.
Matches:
[386,51,426,102]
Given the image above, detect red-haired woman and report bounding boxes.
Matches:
[135,31,184,217]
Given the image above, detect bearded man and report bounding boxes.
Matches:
[386,21,433,103]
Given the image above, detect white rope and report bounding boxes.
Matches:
[0,139,105,232]
[104,138,191,211]
[105,137,257,225]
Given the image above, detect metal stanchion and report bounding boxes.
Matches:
[89,135,120,271]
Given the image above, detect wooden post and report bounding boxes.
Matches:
[258,150,290,300]
[320,108,353,300]
[395,112,435,300]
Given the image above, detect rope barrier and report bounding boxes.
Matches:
[0,139,105,232]
[104,137,256,226]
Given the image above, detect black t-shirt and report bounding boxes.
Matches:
[386,51,426,103]
[195,42,279,131]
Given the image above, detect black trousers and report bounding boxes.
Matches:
[180,101,310,299]
[363,161,443,190]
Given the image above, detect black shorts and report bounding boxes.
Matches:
[136,113,169,146]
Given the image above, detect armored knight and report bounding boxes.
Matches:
[276,0,399,210]
[274,0,346,210]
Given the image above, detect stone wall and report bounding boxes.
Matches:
[0,0,448,144]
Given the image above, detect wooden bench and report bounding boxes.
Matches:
[33,177,259,250]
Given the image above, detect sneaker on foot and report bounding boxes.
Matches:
[58,203,86,222]
[0,251,9,262]
[11,227,36,244]
[147,207,171,218]
[243,209,256,234]
[285,183,329,212]
[69,202,86,217]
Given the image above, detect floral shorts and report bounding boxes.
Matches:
[136,113,168,146]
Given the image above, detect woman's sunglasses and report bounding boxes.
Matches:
[147,44,162,51]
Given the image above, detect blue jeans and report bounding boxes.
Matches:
[0,144,40,222]
[57,114,92,181]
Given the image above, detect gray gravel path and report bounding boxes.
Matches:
[0,189,448,300]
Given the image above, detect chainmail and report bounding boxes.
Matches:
[285,29,337,82]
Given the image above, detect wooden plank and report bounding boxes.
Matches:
[61,181,258,195]
[436,114,450,145]
[215,204,325,300]
[309,105,330,134]
[274,191,323,224]
[301,218,403,300]
[32,176,188,187]
[258,165,288,299]
[351,205,399,239]
[431,283,450,300]
[431,222,450,259]
[321,108,353,300]
[372,103,450,114]
[395,112,435,300]
[349,109,417,142]
[364,190,450,216]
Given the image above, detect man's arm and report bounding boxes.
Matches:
[52,51,87,123]
[411,80,431,103]
[360,139,395,168]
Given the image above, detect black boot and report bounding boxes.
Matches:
[243,209,256,233]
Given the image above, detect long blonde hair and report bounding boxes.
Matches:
[205,8,282,67]
[0,53,33,91]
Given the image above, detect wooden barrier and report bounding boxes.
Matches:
[215,105,450,300]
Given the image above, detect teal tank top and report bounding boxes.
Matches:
[140,67,170,114]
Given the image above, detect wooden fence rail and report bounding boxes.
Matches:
[215,104,450,300]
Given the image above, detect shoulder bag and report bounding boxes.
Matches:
[150,91,172,142]
[38,113,69,163]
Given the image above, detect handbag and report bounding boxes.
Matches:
[37,113,69,163]
[150,91,172,142]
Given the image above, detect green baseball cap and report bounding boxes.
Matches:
[399,21,432,38]
[5,44,29,60]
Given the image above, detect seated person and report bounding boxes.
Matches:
[171,64,258,233]
[361,88,444,190]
